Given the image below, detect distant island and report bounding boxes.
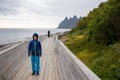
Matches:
[57,15,82,29]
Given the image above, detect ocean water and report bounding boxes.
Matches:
[0,29,70,45]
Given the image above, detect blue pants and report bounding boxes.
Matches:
[31,55,40,72]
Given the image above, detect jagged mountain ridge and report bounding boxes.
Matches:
[58,15,82,29]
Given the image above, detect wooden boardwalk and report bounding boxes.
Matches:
[0,37,100,80]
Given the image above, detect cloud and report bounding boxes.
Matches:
[0,0,25,15]
[0,0,107,16]
[0,0,107,28]
[39,0,107,17]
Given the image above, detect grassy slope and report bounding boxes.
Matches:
[62,34,120,80]
[60,0,120,80]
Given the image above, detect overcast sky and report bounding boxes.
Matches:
[0,0,107,29]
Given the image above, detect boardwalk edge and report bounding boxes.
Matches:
[0,41,25,56]
[58,40,101,80]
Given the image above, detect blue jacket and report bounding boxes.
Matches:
[28,33,42,56]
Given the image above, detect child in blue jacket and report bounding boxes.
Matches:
[28,33,42,75]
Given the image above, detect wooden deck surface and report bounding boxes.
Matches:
[0,37,100,80]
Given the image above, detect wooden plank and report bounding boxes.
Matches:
[39,54,48,80]
[0,43,27,80]
[47,55,54,80]
[0,41,25,56]
[54,55,61,80]
[0,36,101,80]
[12,58,30,80]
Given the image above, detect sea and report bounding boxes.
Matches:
[0,29,70,45]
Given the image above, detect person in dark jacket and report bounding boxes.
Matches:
[48,30,50,38]
[28,33,42,75]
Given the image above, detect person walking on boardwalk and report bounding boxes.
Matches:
[28,33,42,75]
[48,30,50,38]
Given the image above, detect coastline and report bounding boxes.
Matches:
[0,29,70,45]
[0,31,64,53]
[0,34,48,52]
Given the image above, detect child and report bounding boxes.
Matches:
[28,33,42,75]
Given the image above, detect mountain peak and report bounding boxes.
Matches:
[64,17,68,20]
[57,15,81,29]
[73,15,78,19]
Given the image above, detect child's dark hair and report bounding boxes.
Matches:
[33,33,38,39]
